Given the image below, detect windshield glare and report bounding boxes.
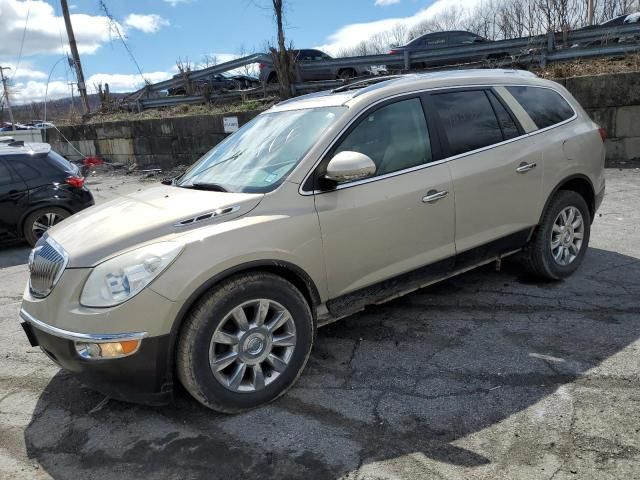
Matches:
[177,106,346,193]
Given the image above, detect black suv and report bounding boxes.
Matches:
[0,140,94,246]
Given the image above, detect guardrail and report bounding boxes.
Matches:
[127,22,640,111]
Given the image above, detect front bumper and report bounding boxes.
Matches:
[20,310,173,405]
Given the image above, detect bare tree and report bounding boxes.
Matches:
[176,57,193,95]
[267,0,295,98]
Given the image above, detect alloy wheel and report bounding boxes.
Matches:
[209,299,297,393]
[31,212,65,239]
[550,206,585,266]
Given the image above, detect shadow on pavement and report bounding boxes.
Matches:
[23,247,640,479]
[0,243,30,269]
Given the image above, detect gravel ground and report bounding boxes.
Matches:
[1,169,639,480]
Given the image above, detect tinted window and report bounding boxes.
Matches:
[431,90,503,156]
[487,90,520,140]
[333,98,432,179]
[0,159,12,186]
[449,33,481,44]
[47,151,76,174]
[506,86,574,129]
[413,33,447,47]
[9,157,40,181]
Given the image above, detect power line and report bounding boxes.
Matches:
[11,6,31,81]
[98,1,149,85]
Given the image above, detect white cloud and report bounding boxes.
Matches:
[124,13,170,34]
[375,0,401,6]
[316,0,483,55]
[0,0,118,57]
[1,62,47,80]
[163,0,192,6]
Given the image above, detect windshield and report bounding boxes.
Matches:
[177,106,346,193]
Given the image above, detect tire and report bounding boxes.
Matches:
[338,69,356,80]
[23,207,71,247]
[176,272,315,413]
[522,190,591,280]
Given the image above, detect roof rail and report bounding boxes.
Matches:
[332,75,405,93]
[7,140,25,147]
[0,136,15,143]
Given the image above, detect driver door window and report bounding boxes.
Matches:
[332,97,432,182]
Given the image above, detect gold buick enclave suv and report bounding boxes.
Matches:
[20,70,606,412]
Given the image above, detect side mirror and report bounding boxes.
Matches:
[324,151,376,183]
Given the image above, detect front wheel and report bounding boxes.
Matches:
[522,190,591,280]
[176,273,314,413]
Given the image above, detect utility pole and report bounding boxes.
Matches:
[0,66,15,130]
[60,0,90,115]
[587,0,594,26]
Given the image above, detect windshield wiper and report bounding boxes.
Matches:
[188,182,229,192]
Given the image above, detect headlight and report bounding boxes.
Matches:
[80,242,183,307]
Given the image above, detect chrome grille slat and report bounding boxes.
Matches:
[29,239,68,298]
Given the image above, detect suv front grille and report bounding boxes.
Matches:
[29,239,68,298]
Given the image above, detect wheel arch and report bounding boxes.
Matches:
[539,174,596,225]
[337,67,356,77]
[166,260,321,383]
[18,204,72,239]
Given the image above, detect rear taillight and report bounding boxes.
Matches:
[389,49,399,55]
[258,63,266,71]
[66,176,85,188]
[598,127,607,142]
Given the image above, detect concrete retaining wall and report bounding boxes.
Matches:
[557,72,640,165]
[46,110,261,170]
[46,71,640,170]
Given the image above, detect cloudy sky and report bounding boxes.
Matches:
[0,0,476,104]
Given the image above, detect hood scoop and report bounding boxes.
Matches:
[175,205,240,227]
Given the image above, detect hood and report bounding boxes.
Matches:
[47,185,263,267]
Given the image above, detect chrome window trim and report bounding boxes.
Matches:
[298,83,577,196]
[20,309,148,343]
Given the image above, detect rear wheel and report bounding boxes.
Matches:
[23,207,70,247]
[522,190,591,280]
[338,68,356,80]
[176,273,314,413]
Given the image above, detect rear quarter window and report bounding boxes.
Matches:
[506,86,575,129]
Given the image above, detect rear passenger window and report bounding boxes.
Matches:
[506,86,574,129]
[0,160,12,186]
[431,90,503,156]
[10,158,41,182]
[333,97,432,178]
[487,90,520,140]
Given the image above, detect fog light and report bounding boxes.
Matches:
[75,340,141,359]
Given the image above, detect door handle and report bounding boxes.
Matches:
[422,190,448,203]
[516,162,537,173]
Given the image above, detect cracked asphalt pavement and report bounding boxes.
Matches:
[1,169,639,480]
